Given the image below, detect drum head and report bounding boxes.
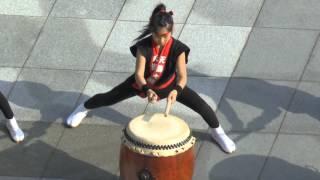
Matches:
[128,113,190,145]
[122,113,196,157]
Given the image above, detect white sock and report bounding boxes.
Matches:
[6,117,24,142]
[76,103,89,113]
[8,117,20,130]
[66,103,89,127]
[210,125,236,153]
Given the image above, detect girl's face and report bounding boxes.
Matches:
[152,27,172,47]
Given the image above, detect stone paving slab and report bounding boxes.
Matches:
[0,68,20,97]
[179,24,251,77]
[1,0,320,179]
[26,18,114,70]
[234,28,319,80]
[118,0,195,24]
[193,132,276,180]
[94,21,146,73]
[8,68,90,122]
[260,134,320,180]
[256,0,320,29]
[0,15,45,67]
[0,0,55,17]
[217,78,297,133]
[281,82,320,135]
[51,0,125,20]
[0,122,64,177]
[187,0,264,26]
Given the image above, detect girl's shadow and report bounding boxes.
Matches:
[188,69,320,142]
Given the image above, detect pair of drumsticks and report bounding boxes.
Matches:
[142,98,173,117]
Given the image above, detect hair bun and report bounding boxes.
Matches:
[168,10,173,16]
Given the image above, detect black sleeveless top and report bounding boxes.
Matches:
[128,35,190,87]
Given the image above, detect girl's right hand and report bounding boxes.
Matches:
[147,89,159,103]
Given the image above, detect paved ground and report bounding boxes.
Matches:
[1,0,320,179]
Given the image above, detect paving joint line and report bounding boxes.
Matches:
[296,33,320,83]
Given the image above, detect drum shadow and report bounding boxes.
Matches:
[209,154,320,180]
[0,122,119,180]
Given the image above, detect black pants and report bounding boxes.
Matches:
[0,91,14,119]
[84,79,219,128]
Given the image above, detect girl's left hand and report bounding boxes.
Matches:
[167,90,178,104]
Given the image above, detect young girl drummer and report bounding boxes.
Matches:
[66,3,236,153]
[0,91,24,142]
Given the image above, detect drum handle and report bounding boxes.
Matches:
[164,98,172,117]
[138,168,154,180]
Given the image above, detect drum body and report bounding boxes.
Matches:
[120,113,196,180]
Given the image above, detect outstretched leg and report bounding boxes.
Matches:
[177,86,236,153]
[66,80,137,127]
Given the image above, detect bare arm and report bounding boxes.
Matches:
[135,49,158,102]
[167,52,187,104]
[176,52,187,88]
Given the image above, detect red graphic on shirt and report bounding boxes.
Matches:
[147,37,173,85]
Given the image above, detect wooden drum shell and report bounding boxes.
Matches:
[119,144,195,180]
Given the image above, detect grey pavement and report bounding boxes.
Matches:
[0,0,320,179]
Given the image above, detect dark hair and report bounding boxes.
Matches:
[135,3,174,41]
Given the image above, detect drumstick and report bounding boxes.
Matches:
[164,98,172,117]
[142,102,150,115]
